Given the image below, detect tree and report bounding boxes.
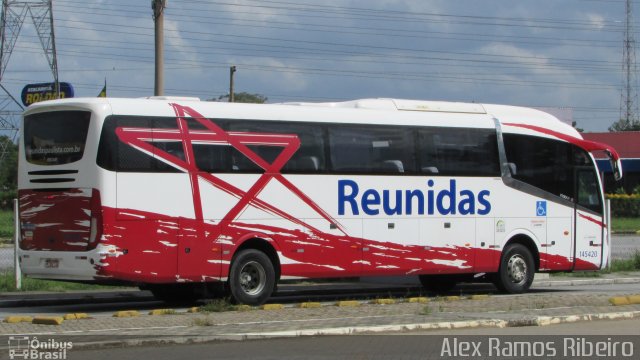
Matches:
[0,136,18,209]
[213,92,268,104]
[608,118,640,131]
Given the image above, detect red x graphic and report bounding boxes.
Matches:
[114,103,345,239]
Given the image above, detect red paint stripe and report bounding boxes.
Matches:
[578,213,605,228]
[503,123,621,162]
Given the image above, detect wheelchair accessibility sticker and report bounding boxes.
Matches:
[536,201,547,216]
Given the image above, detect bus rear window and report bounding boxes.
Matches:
[24,111,91,165]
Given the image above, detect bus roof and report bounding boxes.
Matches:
[23,96,579,137]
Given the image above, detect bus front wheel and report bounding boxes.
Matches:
[494,243,534,294]
[228,249,276,306]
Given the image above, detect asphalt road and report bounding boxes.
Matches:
[1,235,638,269]
[59,318,640,360]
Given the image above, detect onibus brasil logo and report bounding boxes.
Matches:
[8,336,72,359]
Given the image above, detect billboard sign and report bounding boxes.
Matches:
[21,82,74,106]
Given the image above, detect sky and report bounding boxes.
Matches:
[1,0,637,132]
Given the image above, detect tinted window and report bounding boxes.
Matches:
[577,169,602,213]
[417,127,499,176]
[228,121,326,173]
[503,134,574,199]
[24,111,91,165]
[98,117,326,174]
[328,126,415,173]
[97,116,180,172]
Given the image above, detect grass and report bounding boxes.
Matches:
[198,298,239,313]
[193,317,215,326]
[611,217,640,233]
[0,209,13,241]
[0,270,126,292]
[608,251,640,272]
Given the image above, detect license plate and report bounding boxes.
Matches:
[45,259,59,268]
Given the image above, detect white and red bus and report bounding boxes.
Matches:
[17,97,622,305]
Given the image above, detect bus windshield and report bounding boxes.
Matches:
[24,111,91,165]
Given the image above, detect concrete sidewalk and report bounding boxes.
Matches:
[0,272,638,350]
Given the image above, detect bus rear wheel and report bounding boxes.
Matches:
[228,249,276,306]
[494,243,534,294]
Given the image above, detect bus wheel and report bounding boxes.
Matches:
[418,275,458,294]
[494,244,534,294]
[229,249,276,306]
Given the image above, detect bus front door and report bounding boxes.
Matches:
[573,168,605,271]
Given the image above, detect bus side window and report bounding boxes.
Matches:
[503,134,575,200]
[418,127,499,176]
[228,121,326,173]
[192,144,231,173]
[97,116,181,173]
[328,125,415,174]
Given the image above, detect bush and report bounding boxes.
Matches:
[606,193,640,218]
[0,188,16,210]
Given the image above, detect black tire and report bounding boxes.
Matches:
[494,243,535,294]
[146,284,199,304]
[418,274,458,294]
[228,249,276,305]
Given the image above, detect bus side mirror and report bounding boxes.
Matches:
[605,150,623,181]
[611,158,623,181]
[507,162,517,176]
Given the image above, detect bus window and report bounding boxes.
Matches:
[417,127,500,176]
[227,121,326,173]
[328,125,415,174]
[576,169,602,213]
[24,111,91,165]
[97,116,181,173]
[191,144,231,173]
[503,134,574,200]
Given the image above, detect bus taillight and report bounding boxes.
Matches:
[87,189,103,250]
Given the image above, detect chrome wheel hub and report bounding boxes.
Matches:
[239,261,266,296]
[507,254,527,284]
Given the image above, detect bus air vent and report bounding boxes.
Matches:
[30,178,75,183]
[28,170,78,176]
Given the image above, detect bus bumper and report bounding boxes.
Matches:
[17,249,101,282]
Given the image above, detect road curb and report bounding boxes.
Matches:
[534,277,640,287]
[64,310,640,351]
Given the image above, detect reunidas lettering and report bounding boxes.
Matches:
[338,179,491,216]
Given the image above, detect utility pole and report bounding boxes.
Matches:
[152,0,166,96]
[619,0,639,129]
[229,65,236,102]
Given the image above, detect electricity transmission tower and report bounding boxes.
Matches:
[615,0,640,131]
[0,0,59,164]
